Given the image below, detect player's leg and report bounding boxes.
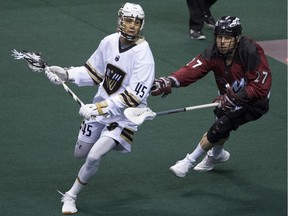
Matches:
[59,120,106,214]
[68,136,117,197]
[169,132,227,177]
[74,139,94,159]
[74,123,135,184]
[77,136,117,184]
[59,122,134,214]
[60,136,117,214]
[170,116,232,177]
[74,120,105,159]
[194,108,257,172]
[186,0,206,39]
[169,133,208,177]
[203,0,217,27]
[193,138,230,172]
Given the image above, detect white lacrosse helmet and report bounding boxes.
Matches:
[117,2,145,41]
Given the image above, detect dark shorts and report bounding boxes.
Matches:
[215,98,269,131]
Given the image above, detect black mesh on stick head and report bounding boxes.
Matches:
[12,49,47,72]
[21,50,47,68]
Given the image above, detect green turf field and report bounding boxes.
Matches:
[1,0,287,215]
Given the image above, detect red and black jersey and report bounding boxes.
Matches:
[171,36,272,102]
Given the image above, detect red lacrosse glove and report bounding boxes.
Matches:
[150,77,172,97]
[213,94,237,113]
[213,87,249,113]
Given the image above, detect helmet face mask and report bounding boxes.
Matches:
[117,3,145,41]
[214,16,242,56]
[215,35,237,56]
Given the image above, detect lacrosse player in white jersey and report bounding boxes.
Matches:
[45,2,155,214]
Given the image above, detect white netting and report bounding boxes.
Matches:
[124,107,156,125]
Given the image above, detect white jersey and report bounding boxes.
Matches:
[68,32,155,130]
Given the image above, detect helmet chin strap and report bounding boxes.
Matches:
[120,30,139,42]
[217,47,235,57]
[120,31,138,42]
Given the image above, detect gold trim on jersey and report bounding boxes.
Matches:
[120,128,134,144]
[84,62,104,85]
[119,90,141,107]
[135,37,145,45]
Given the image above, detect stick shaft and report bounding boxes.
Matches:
[60,81,84,106]
[44,65,84,107]
[155,102,219,116]
[12,50,85,107]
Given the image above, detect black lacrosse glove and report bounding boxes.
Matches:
[150,77,172,97]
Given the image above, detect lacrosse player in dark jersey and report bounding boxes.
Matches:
[151,16,272,177]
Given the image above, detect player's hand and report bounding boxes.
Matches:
[79,101,109,120]
[45,66,67,85]
[213,86,249,113]
[45,69,62,85]
[213,94,238,113]
[150,77,172,97]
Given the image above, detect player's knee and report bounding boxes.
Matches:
[86,154,101,167]
[74,139,93,159]
[207,118,231,143]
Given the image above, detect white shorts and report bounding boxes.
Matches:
[77,120,135,153]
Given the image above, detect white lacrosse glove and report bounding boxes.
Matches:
[79,101,110,120]
[45,70,62,85]
[45,66,68,85]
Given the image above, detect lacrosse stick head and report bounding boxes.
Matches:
[11,49,47,72]
[124,107,156,126]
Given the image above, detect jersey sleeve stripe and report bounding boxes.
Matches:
[84,62,104,85]
[119,90,141,107]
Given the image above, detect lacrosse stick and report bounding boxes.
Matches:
[11,49,84,107]
[124,102,219,125]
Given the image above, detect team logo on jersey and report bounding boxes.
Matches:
[103,64,125,95]
[115,55,120,61]
[231,78,246,93]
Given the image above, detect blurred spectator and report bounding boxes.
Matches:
[186,0,217,40]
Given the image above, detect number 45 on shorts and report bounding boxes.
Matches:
[81,123,92,137]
